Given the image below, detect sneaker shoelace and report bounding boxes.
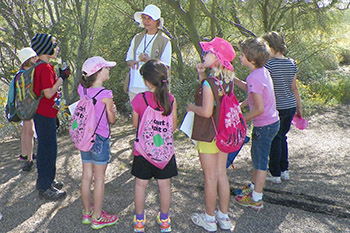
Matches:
[134,218,145,230]
[159,218,171,229]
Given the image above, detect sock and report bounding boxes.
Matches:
[205,212,215,222]
[252,190,263,202]
[136,212,144,220]
[159,211,169,220]
[249,182,255,190]
[216,209,228,219]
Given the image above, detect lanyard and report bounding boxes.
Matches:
[143,31,158,53]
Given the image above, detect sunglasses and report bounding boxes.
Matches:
[201,51,211,58]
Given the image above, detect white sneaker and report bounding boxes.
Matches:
[266,175,282,184]
[191,212,217,232]
[281,171,290,181]
[214,210,231,230]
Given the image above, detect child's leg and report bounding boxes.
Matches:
[216,151,230,214]
[199,153,218,216]
[134,178,149,215]
[92,164,107,218]
[81,162,93,213]
[21,120,34,160]
[253,170,267,193]
[157,178,171,215]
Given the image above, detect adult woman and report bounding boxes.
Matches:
[125,4,171,101]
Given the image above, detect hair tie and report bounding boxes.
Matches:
[161,79,167,83]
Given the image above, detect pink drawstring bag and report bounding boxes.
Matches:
[292,114,308,130]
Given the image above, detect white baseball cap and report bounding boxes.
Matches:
[82,56,116,77]
[134,4,164,28]
[18,47,37,65]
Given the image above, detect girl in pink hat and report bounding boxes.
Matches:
[78,56,118,230]
[187,37,236,232]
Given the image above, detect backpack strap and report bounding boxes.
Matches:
[142,92,174,111]
[209,76,234,96]
[142,92,149,107]
[208,76,234,136]
[83,87,110,139]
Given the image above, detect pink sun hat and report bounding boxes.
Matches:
[292,114,308,130]
[199,37,236,71]
[82,56,116,77]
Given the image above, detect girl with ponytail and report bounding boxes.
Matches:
[130,59,177,232]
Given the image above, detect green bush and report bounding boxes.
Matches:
[339,49,350,65]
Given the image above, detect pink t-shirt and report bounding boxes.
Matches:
[131,91,175,155]
[78,84,113,138]
[247,67,279,127]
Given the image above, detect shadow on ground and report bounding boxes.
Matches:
[1,106,350,233]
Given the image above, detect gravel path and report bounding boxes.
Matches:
[0,106,349,233]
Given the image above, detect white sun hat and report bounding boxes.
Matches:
[134,4,164,28]
[18,47,37,65]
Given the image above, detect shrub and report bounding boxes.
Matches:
[339,49,350,65]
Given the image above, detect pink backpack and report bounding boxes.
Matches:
[134,93,174,169]
[70,88,106,152]
[211,77,247,153]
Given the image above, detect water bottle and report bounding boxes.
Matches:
[61,62,67,70]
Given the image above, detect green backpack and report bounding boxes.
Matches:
[14,61,44,120]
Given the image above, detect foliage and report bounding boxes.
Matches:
[298,71,350,116]
[339,49,350,65]
[0,0,350,138]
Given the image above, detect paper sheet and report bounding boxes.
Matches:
[68,101,79,115]
[180,111,194,138]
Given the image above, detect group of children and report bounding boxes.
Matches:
[12,30,300,232]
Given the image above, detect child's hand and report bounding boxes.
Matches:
[111,103,117,113]
[196,63,206,74]
[186,103,194,112]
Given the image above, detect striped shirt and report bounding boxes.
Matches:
[265,58,298,110]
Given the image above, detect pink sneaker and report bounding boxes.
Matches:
[91,211,118,229]
[82,204,111,225]
[82,210,93,224]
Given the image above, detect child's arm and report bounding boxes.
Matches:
[244,93,264,122]
[187,85,214,118]
[240,99,248,109]
[132,111,139,128]
[172,98,178,132]
[234,77,247,91]
[102,98,116,124]
[42,78,63,99]
[292,75,302,117]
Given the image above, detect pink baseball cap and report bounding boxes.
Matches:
[200,37,236,71]
[292,114,308,130]
[82,56,116,77]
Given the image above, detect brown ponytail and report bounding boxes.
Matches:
[140,59,171,116]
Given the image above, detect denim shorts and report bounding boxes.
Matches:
[251,121,279,170]
[81,134,110,165]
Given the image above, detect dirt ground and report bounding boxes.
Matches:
[0,105,350,233]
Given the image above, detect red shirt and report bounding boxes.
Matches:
[33,61,59,118]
